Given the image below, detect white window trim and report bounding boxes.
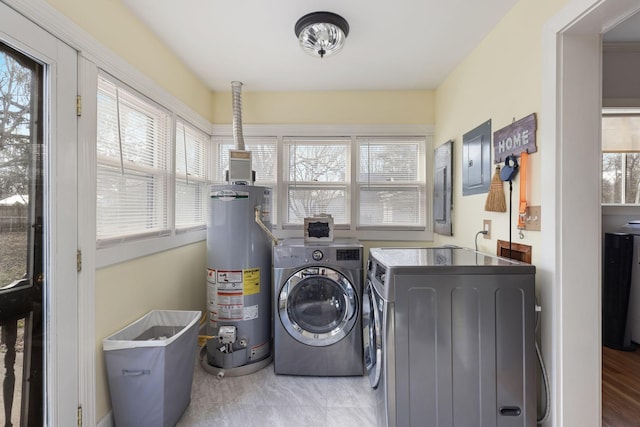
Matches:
[213,124,435,241]
[601,108,640,206]
[0,1,213,267]
[95,72,174,245]
[92,72,212,265]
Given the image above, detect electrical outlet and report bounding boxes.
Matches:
[483,219,491,239]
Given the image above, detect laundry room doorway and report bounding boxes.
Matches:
[541,0,640,425]
[600,10,640,425]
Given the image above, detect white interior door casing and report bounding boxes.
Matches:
[0,2,79,425]
[541,0,640,426]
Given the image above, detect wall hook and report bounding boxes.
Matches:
[519,229,524,239]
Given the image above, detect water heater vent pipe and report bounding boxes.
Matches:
[231,81,245,151]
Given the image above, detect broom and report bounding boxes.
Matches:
[485,165,507,212]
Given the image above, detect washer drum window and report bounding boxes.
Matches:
[279,267,358,347]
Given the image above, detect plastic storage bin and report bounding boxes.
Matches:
[103,310,201,427]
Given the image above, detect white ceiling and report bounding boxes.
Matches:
[120,0,522,92]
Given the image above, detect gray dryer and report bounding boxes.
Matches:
[364,246,536,427]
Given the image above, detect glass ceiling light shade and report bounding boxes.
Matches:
[295,12,349,58]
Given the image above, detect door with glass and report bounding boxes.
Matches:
[0,3,78,425]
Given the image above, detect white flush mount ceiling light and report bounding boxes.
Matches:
[294,11,350,58]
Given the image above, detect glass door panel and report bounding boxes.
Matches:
[0,40,44,427]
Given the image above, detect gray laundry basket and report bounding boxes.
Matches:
[103,310,201,427]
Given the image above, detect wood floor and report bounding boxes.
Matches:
[602,345,640,427]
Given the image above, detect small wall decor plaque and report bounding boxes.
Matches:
[493,113,537,163]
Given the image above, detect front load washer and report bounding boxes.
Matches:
[273,238,363,376]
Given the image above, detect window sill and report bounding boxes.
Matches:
[602,204,640,216]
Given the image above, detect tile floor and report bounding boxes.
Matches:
[176,355,378,427]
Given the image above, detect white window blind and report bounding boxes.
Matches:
[358,137,425,228]
[602,113,640,152]
[96,75,171,244]
[283,137,350,225]
[176,120,211,230]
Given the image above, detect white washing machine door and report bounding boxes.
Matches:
[279,266,358,347]
[363,278,382,388]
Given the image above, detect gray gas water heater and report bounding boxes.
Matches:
[203,81,276,378]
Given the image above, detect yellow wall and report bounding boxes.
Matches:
[45,0,212,120]
[434,0,570,266]
[95,242,206,418]
[212,89,435,124]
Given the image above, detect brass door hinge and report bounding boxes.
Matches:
[76,95,82,117]
[77,250,82,273]
[77,405,82,427]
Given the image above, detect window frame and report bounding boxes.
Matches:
[283,136,351,227]
[93,72,212,267]
[174,117,213,232]
[96,73,173,245]
[601,108,640,206]
[356,136,427,230]
[212,124,434,241]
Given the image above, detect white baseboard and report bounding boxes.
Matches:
[97,411,114,427]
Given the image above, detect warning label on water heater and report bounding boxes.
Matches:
[243,268,260,296]
[217,270,243,287]
[207,267,261,322]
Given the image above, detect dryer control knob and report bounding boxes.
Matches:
[312,250,324,261]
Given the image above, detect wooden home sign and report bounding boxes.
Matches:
[492,113,537,163]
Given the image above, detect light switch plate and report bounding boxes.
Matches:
[523,206,541,231]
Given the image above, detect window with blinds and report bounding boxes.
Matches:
[211,125,432,238]
[96,75,171,244]
[602,110,640,205]
[176,120,211,230]
[283,137,350,225]
[358,137,425,228]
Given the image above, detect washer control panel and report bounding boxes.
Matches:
[273,238,363,269]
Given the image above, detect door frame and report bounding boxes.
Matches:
[541,0,640,425]
[0,2,79,425]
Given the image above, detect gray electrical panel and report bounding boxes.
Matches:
[462,120,492,196]
[434,140,453,236]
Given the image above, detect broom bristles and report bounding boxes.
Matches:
[485,165,507,212]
